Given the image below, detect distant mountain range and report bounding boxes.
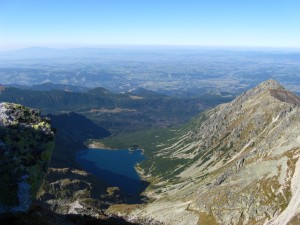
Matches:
[1,46,228,60]
[0,84,231,133]
[0,47,128,59]
[8,82,90,93]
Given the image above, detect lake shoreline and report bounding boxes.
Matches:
[86,140,145,154]
[75,148,147,195]
[86,140,115,150]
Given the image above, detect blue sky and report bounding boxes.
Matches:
[0,0,300,50]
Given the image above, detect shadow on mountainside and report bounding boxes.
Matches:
[76,157,150,203]
[48,112,110,168]
[42,113,149,207]
[0,202,140,225]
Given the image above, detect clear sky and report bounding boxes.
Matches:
[0,0,300,51]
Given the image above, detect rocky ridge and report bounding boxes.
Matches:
[0,102,54,212]
[109,80,300,225]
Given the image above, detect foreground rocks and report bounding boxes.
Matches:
[0,102,54,212]
[38,168,116,217]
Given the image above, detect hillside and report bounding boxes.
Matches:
[0,87,114,113]
[48,112,110,168]
[0,85,231,133]
[0,103,141,224]
[0,102,54,212]
[108,80,300,225]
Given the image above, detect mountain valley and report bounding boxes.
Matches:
[104,80,300,225]
[2,1,300,224]
[2,80,300,225]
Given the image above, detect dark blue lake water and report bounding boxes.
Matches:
[75,149,147,195]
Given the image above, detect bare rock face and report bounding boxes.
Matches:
[37,168,114,218]
[0,102,54,213]
[117,80,300,225]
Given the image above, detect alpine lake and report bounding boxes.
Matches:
[76,149,147,195]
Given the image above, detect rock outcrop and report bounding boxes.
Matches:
[38,168,116,218]
[112,80,300,225]
[0,102,54,213]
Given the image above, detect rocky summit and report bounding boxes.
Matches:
[108,80,300,225]
[0,102,54,213]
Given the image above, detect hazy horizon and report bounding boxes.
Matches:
[1,45,300,54]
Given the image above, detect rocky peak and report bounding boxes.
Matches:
[230,79,285,109]
[254,79,300,105]
[242,79,300,106]
[123,80,300,225]
[256,79,283,90]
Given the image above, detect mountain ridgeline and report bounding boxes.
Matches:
[0,85,231,133]
[0,86,114,113]
[108,80,300,225]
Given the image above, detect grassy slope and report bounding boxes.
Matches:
[100,116,202,181]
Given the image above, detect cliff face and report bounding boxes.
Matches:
[0,102,54,213]
[110,80,300,225]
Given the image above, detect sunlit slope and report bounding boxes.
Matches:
[116,80,300,225]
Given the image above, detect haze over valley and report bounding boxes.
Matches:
[1,47,300,97]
